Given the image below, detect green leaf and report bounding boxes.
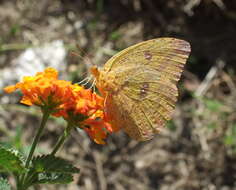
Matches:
[0,146,26,174]
[0,178,11,190]
[25,155,80,185]
[31,155,80,174]
[167,121,176,131]
[13,125,24,151]
[96,0,104,13]
[10,24,21,36]
[224,125,236,146]
[37,173,73,184]
[109,31,122,41]
[204,99,224,112]
[207,123,217,129]
[224,135,235,146]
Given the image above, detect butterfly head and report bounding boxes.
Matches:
[90,65,118,96]
[90,66,100,80]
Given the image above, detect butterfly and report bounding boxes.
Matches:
[91,38,191,141]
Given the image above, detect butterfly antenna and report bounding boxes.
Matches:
[77,76,92,85]
[82,76,93,87]
[70,50,91,81]
[75,44,94,66]
[93,79,97,92]
[70,51,84,60]
[88,78,96,90]
[71,44,98,89]
[77,77,89,84]
[76,44,87,55]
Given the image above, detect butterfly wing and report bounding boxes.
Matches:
[96,38,191,141]
[102,38,190,83]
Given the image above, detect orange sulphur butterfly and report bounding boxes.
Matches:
[91,38,191,141]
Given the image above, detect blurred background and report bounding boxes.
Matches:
[0,0,236,189]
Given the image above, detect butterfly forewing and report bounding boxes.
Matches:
[104,38,190,82]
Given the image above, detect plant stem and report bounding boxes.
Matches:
[25,110,50,168]
[19,110,50,189]
[0,43,32,52]
[51,123,73,155]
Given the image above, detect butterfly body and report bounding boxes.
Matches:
[91,38,191,141]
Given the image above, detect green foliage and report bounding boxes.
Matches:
[88,20,98,30]
[96,0,104,13]
[207,123,217,129]
[31,155,80,174]
[224,124,236,146]
[0,178,11,190]
[109,31,122,41]
[23,155,80,187]
[0,146,26,174]
[13,126,24,151]
[36,173,73,184]
[167,121,176,131]
[203,99,224,112]
[193,95,224,113]
[10,24,21,37]
[0,125,28,156]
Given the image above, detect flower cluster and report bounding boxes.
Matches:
[4,68,114,144]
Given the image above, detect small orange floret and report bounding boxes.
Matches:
[82,111,113,144]
[4,85,18,93]
[84,124,107,144]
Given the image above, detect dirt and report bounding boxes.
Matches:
[1,0,236,190]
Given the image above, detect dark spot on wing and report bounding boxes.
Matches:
[144,51,152,60]
[140,82,149,98]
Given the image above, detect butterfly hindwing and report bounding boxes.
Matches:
[115,67,178,140]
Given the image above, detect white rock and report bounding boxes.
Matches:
[0,40,67,90]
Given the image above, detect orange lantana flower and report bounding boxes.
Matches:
[4,67,116,144]
[54,85,113,144]
[4,68,73,111]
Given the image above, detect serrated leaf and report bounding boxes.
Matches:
[0,178,11,190]
[37,173,73,184]
[31,155,80,174]
[24,155,79,186]
[0,146,26,173]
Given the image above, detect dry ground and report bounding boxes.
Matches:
[0,0,236,190]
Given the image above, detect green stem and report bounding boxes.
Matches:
[0,43,32,52]
[16,175,21,190]
[51,123,73,155]
[25,110,50,168]
[21,123,74,190]
[19,110,51,189]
